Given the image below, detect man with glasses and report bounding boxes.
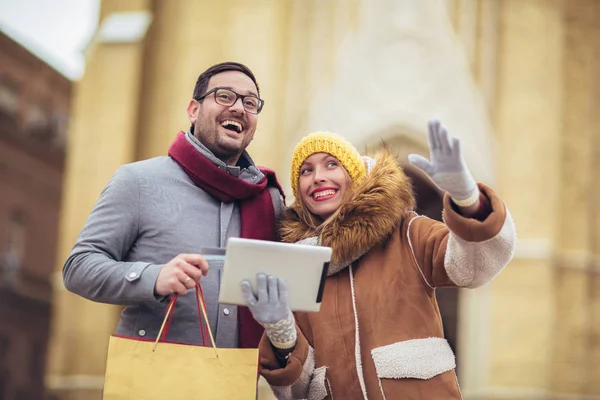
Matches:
[63,62,285,351]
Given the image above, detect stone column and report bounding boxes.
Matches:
[45,1,151,399]
[551,0,600,395]
[487,0,563,396]
[589,15,600,393]
[135,0,296,175]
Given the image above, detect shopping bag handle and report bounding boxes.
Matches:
[153,286,219,358]
[195,285,219,357]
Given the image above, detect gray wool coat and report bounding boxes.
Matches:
[63,133,284,347]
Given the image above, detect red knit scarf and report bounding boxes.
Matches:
[168,131,283,348]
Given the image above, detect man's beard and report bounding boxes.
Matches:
[196,125,245,163]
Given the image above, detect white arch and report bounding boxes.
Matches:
[305,0,495,184]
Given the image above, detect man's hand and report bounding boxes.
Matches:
[241,274,297,349]
[408,119,480,208]
[154,254,209,296]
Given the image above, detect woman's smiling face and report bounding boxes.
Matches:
[298,153,351,220]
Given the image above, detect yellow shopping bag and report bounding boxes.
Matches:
[103,286,259,399]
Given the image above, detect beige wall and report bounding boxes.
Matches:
[552,0,600,396]
[488,0,562,393]
[456,0,600,398]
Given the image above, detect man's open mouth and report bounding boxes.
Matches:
[220,120,243,133]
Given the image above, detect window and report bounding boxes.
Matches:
[51,111,69,150]
[1,211,26,286]
[0,335,9,399]
[25,102,48,128]
[24,102,55,141]
[0,81,19,115]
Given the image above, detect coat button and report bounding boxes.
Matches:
[129,272,137,278]
[223,308,230,316]
[138,329,146,337]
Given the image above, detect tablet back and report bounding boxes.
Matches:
[217,237,332,312]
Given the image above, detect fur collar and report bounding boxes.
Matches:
[280,150,415,274]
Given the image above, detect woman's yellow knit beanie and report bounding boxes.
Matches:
[290,131,366,198]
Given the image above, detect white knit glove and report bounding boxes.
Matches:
[408,120,480,207]
[241,274,297,349]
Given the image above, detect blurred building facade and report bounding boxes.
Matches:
[45,0,600,399]
[0,31,71,400]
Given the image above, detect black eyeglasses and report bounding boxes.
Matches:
[196,87,265,114]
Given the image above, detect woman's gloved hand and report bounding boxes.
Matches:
[241,274,297,349]
[408,119,480,207]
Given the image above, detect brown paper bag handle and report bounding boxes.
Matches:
[153,286,219,358]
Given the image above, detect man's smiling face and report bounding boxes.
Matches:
[187,70,259,165]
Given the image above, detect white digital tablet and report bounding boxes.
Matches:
[216,237,332,312]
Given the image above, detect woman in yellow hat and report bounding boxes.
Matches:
[242,120,516,399]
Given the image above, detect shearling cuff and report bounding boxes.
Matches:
[259,325,309,386]
[443,183,506,242]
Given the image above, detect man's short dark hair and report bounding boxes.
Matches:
[192,62,260,101]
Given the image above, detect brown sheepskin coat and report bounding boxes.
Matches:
[259,151,516,400]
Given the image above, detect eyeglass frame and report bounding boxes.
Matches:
[195,87,265,114]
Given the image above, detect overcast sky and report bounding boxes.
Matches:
[0,0,99,80]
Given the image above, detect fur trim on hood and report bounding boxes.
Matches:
[280,150,416,272]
